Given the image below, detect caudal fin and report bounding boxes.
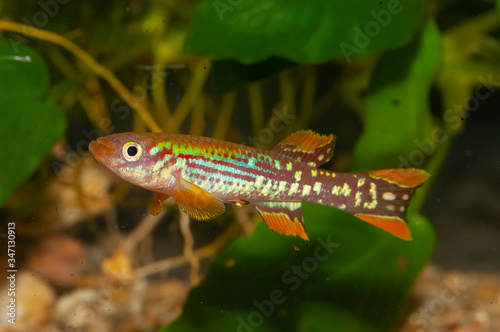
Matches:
[351,169,429,241]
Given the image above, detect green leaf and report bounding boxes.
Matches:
[352,19,441,171]
[0,40,66,205]
[0,48,48,99]
[162,204,435,332]
[212,57,295,94]
[184,0,426,63]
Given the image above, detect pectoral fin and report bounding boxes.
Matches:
[173,178,225,221]
[252,202,308,241]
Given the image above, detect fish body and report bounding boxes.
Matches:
[89,130,429,241]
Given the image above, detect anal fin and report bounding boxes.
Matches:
[173,178,225,221]
[252,202,308,241]
[272,130,335,166]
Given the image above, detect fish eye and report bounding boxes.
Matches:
[122,141,143,162]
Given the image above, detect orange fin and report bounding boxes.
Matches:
[252,202,308,241]
[272,130,335,166]
[355,214,412,241]
[230,199,250,207]
[149,192,170,215]
[173,179,225,221]
[369,169,430,188]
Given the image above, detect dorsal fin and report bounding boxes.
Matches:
[271,130,335,166]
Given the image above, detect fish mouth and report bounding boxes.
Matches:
[89,137,116,161]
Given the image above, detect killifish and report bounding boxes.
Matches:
[89,130,429,241]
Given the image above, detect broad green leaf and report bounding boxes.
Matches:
[162,204,435,332]
[212,57,295,94]
[0,46,48,99]
[352,20,441,171]
[0,40,66,205]
[184,0,426,63]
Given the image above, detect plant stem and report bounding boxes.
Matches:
[0,20,162,132]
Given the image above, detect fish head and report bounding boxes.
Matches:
[89,132,175,192]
